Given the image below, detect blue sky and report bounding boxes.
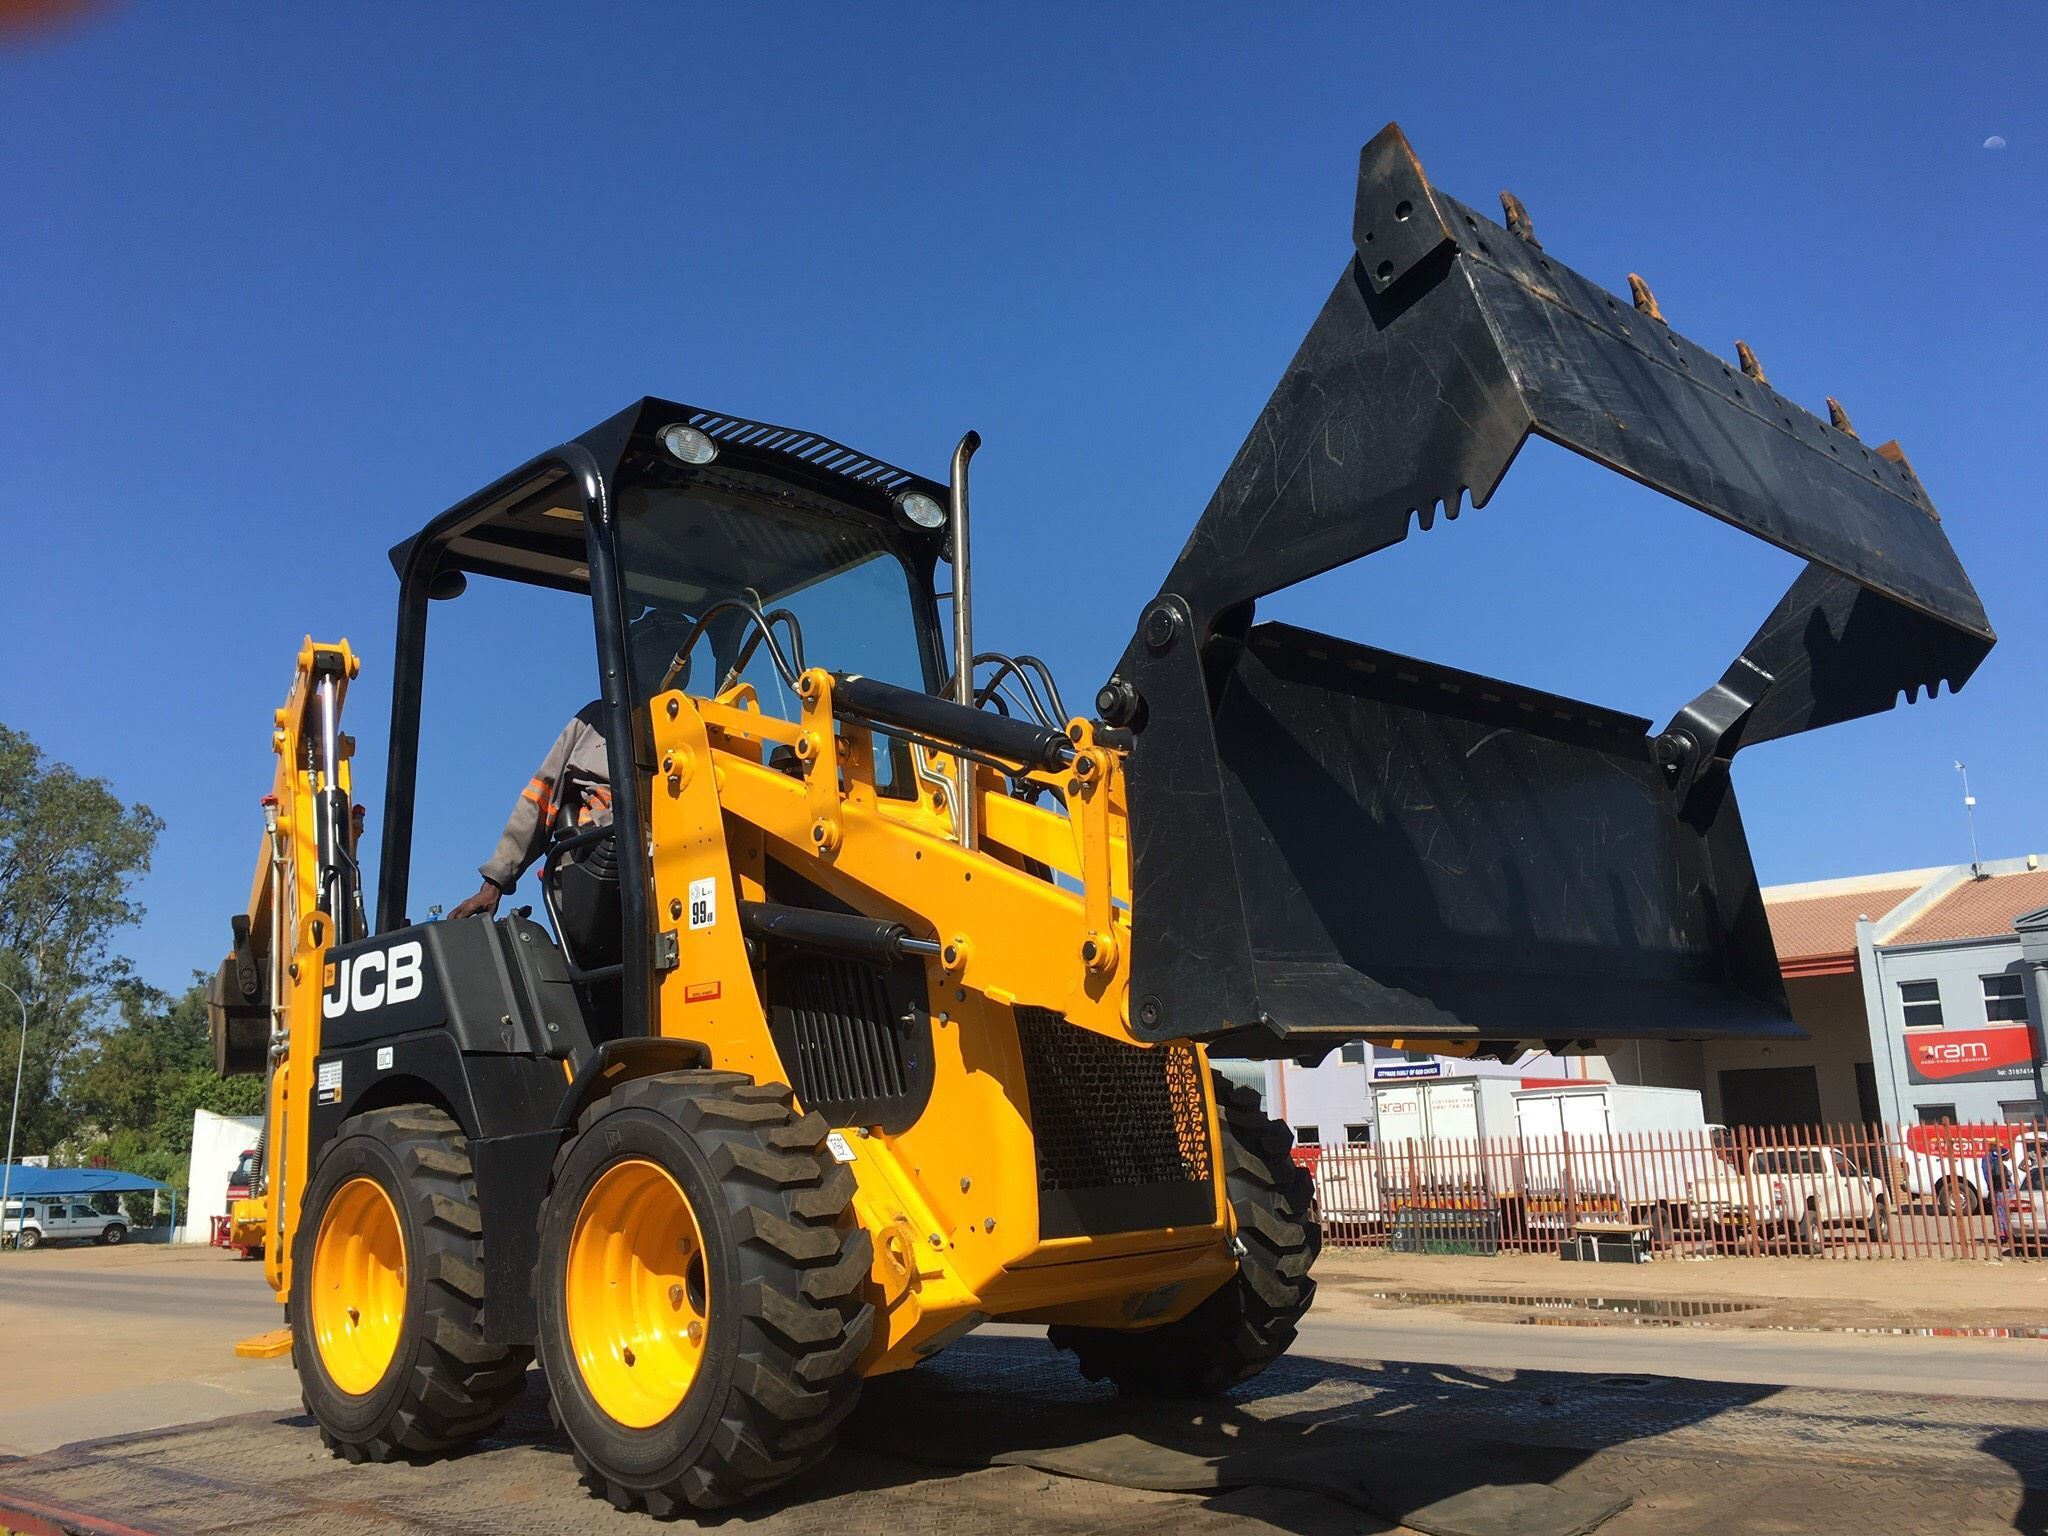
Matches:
[2,4,2041,994]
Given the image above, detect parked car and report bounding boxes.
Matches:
[2005,1165,2048,1256]
[1687,1145,1889,1251]
[1,1199,130,1250]
[1903,1128,2048,1215]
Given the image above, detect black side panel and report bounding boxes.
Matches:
[319,915,581,1059]
[308,1032,564,1161]
[1014,1008,1216,1239]
[472,1129,561,1344]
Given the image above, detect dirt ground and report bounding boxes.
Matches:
[1316,1245,2048,1333]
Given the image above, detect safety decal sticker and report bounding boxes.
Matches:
[684,980,722,1004]
[825,1131,857,1164]
[316,1058,343,1105]
[688,876,717,931]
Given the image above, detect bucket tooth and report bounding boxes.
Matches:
[1736,340,1769,384]
[1826,397,1858,439]
[1499,190,1540,246]
[1627,273,1665,322]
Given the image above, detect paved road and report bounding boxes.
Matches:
[10,1257,2047,1418]
[2,1259,282,1328]
[7,1254,2046,1456]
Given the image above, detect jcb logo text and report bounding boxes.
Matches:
[323,941,425,1018]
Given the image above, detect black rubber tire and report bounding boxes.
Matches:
[536,1071,874,1516]
[1048,1077,1319,1397]
[1798,1207,1823,1254]
[1936,1177,1983,1217]
[1867,1200,1890,1244]
[99,1223,125,1246]
[1646,1205,1674,1250]
[291,1106,531,1463]
[16,1227,39,1250]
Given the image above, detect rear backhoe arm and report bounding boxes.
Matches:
[208,638,362,1302]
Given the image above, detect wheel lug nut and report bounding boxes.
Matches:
[346,1306,360,1325]
[669,1284,684,1308]
[622,1345,636,1367]
[687,1321,703,1345]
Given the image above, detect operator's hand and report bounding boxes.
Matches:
[449,879,503,921]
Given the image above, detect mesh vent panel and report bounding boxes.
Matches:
[1016,1007,1212,1199]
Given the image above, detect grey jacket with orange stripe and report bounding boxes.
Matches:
[479,700,614,891]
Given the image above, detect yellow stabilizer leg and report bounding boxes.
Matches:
[235,1328,293,1360]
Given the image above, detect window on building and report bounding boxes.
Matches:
[1339,1042,1366,1065]
[1293,1125,1320,1146]
[1916,1103,1957,1126]
[1999,1100,2044,1126]
[1345,1123,1371,1144]
[1899,979,1944,1029]
[1984,974,2029,1024]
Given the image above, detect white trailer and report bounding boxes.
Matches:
[1371,1078,1524,1202]
[1511,1083,1709,1241]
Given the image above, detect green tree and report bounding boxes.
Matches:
[63,980,264,1215]
[0,723,163,1157]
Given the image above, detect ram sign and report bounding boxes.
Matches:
[1903,1025,2037,1085]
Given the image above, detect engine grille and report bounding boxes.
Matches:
[1015,1007,1216,1237]
[767,953,931,1134]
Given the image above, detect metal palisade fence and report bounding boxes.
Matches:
[1294,1122,2046,1260]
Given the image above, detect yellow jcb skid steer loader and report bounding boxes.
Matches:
[210,125,1993,1515]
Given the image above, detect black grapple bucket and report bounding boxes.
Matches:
[1109,125,1994,1060]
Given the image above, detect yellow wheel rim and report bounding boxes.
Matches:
[309,1176,408,1396]
[566,1158,711,1429]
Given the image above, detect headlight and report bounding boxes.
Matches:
[659,423,718,465]
[897,491,946,529]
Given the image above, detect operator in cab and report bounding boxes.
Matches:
[446,612,698,966]
[447,699,616,960]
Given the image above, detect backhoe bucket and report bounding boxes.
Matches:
[1110,124,1994,1060]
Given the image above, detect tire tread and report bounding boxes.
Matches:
[546,1070,872,1514]
[297,1105,530,1463]
[1049,1076,1318,1397]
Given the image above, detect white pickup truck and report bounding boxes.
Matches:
[1688,1145,1889,1250]
[1,1199,130,1249]
[1904,1130,2047,1215]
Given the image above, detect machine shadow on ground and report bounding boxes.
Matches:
[444,1333,1783,1531]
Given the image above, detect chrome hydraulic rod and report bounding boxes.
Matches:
[948,430,981,850]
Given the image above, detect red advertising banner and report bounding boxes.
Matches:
[1904,1122,2045,1160]
[1902,1024,2036,1086]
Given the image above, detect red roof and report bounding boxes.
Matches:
[1888,869,2048,947]
[1766,884,1920,977]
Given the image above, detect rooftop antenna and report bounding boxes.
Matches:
[1955,761,1983,877]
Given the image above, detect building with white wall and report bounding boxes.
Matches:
[182,1109,262,1243]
